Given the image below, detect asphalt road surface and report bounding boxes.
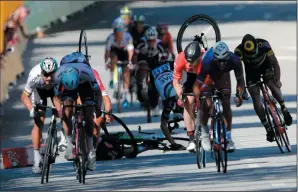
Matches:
[0,1,297,191]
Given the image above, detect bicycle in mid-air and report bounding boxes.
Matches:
[246,77,291,153]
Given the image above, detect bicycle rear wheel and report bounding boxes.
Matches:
[176,14,221,53]
[41,125,53,184]
[265,103,285,153]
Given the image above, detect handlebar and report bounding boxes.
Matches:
[63,103,96,109]
[34,102,57,115]
[116,61,130,66]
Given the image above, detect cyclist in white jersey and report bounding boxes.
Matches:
[21,57,61,174]
[105,17,134,108]
[134,27,185,150]
[52,52,102,171]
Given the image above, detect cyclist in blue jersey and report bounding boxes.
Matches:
[193,41,247,152]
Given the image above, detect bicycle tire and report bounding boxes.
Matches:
[265,103,285,153]
[111,114,138,158]
[220,116,228,173]
[79,123,87,184]
[194,112,206,169]
[176,14,221,53]
[117,69,122,113]
[275,105,291,152]
[78,29,88,60]
[41,125,53,184]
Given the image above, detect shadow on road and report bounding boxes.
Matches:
[0,144,296,190]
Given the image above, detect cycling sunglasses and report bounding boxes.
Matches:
[42,71,55,77]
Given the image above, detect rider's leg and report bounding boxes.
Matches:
[184,95,196,151]
[262,64,292,126]
[198,86,213,151]
[123,66,131,104]
[61,89,77,160]
[135,60,148,107]
[109,52,117,88]
[215,72,235,151]
[245,64,274,142]
[31,89,47,173]
[79,83,102,171]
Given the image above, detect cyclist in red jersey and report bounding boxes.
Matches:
[173,41,213,151]
[92,69,112,147]
[76,69,112,147]
[156,23,175,60]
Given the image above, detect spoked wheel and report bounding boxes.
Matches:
[176,14,221,53]
[275,105,291,152]
[41,126,54,184]
[78,29,89,61]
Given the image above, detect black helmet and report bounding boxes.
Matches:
[184,41,202,63]
[242,34,258,57]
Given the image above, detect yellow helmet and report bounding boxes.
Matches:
[120,6,132,17]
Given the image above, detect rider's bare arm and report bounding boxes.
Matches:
[105,36,112,63]
[126,33,134,62]
[21,91,33,111]
[166,32,174,54]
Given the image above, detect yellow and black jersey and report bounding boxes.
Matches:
[234,38,274,67]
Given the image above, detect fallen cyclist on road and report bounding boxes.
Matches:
[234,34,293,142]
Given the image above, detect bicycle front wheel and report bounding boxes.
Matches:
[78,123,87,184]
[265,103,285,153]
[41,126,53,184]
[176,14,221,53]
[275,105,291,152]
[194,113,206,169]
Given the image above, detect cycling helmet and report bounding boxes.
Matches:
[145,27,158,40]
[120,6,132,17]
[61,66,80,90]
[60,51,87,65]
[40,57,58,74]
[112,17,125,32]
[134,15,145,23]
[184,41,202,63]
[156,23,168,34]
[213,41,230,60]
[242,34,258,57]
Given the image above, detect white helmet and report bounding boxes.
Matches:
[213,41,230,60]
[145,27,157,40]
[40,57,58,74]
[112,17,125,30]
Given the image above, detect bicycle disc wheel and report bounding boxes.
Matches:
[78,29,88,59]
[41,126,53,184]
[176,14,221,53]
[275,105,291,152]
[265,104,285,153]
[215,120,221,172]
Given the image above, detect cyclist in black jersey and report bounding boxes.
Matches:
[234,34,293,142]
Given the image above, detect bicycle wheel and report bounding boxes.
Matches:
[265,103,285,153]
[78,122,87,184]
[275,105,291,152]
[220,117,228,173]
[78,29,88,59]
[214,119,221,172]
[109,114,138,158]
[176,14,221,53]
[117,68,122,113]
[41,125,53,184]
[194,113,206,169]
